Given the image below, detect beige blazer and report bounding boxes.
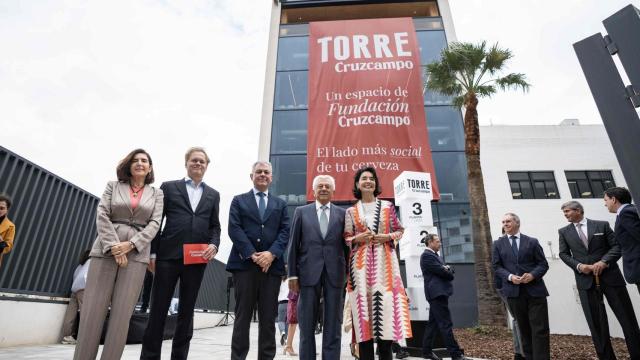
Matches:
[89,181,163,264]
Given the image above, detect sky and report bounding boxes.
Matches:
[1,0,638,262]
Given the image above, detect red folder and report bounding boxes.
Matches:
[183,244,208,265]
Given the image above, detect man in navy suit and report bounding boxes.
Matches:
[604,187,640,294]
[420,234,469,360]
[288,175,345,360]
[227,161,290,360]
[492,213,550,360]
[141,147,221,360]
[559,200,640,360]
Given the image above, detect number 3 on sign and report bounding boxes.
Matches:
[412,202,422,215]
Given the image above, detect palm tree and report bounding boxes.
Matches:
[426,41,530,326]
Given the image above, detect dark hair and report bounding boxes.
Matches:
[116,149,154,184]
[0,194,12,210]
[78,249,91,265]
[421,233,439,244]
[604,187,632,205]
[352,166,382,199]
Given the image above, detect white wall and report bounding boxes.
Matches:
[480,123,640,336]
[0,297,224,348]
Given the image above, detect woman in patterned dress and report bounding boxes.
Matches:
[344,167,412,360]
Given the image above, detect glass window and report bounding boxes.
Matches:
[274,71,308,110]
[422,68,453,105]
[416,30,447,66]
[425,106,464,151]
[271,110,308,155]
[435,203,473,263]
[432,152,468,202]
[508,171,560,199]
[413,18,444,31]
[280,24,309,37]
[270,155,307,205]
[276,36,309,71]
[565,170,616,198]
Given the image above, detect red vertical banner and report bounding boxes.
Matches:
[307,17,439,201]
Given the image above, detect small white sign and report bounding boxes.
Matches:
[404,255,423,288]
[393,171,434,201]
[397,197,434,228]
[399,226,438,259]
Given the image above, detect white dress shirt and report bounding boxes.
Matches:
[507,232,521,282]
[184,177,204,212]
[316,201,331,223]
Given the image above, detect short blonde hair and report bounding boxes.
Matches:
[185,147,211,165]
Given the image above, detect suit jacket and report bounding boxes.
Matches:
[558,219,625,290]
[492,234,549,298]
[151,179,221,260]
[90,181,164,264]
[0,216,16,268]
[615,205,640,284]
[420,249,454,300]
[287,202,346,288]
[226,190,290,276]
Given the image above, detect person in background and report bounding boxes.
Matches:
[73,149,164,360]
[138,270,154,313]
[61,249,92,345]
[284,289,299,356]
[604,187,640,294]
[421,234,469,360]
[0,194,16,269]
[344,167,411,360]
[277,276,289,347]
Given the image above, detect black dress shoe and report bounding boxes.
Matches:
[395,348,409,359]
[423,352,440,360]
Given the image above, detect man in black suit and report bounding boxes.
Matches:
[140,147,221,360]
[227,161,290,360]
[492,213,550,360]
[420,234,469,360]
[559,200,640,360]
[288,174,345,360]
[605,187,640,294]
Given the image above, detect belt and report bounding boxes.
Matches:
[112,220,145,231]
[278,300,288,304]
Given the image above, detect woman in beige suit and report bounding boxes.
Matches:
[74,149,163,360]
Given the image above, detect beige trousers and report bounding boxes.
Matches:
[61,289,85,337]
[73,257,146,360]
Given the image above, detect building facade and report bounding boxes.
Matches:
[258,0,478,327]
[481,120,640,337]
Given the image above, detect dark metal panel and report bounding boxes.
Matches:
[603,5,640,94]
[195,259,234,311]
[0,146,98,296]
[574,34,640,204]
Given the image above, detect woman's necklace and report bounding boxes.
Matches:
[130,184,144,198]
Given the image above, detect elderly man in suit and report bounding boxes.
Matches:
[559,200,640,360]
[492,213,550,360]
[604,187,640,294]
[227,161,290,360]
[141,147,221,360]
[287,174,345,360]
[420,234,469,360]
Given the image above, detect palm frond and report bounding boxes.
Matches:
[495,73,531,92]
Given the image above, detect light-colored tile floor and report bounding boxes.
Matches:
[0,322,479,359]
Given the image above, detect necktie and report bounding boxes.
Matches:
[257,192,266,220]
[510,235,518,257]
[576,223,588,248]
[319,205,329,238]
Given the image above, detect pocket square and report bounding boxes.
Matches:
[593,233,604,236]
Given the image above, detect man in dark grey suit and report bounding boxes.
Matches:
[288,175,345,360]
[559,200,640,360]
